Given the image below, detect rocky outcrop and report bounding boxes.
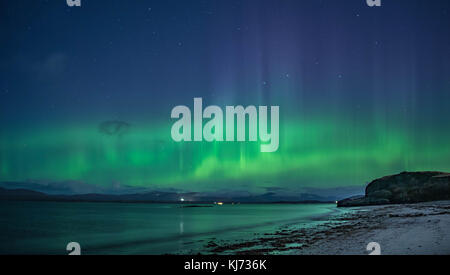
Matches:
[338,171,450,207]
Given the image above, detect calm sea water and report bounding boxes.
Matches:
[0,201,341,255]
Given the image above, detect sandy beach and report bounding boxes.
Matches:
[206,201,450,255]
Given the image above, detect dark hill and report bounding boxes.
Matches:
[0,187,48,200]
[338,171,450,207]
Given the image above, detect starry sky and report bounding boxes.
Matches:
[0,0,449,195]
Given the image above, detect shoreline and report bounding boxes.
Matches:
[204,200,450,255]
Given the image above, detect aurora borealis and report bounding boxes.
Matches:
[1,0,449,195]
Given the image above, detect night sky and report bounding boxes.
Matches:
[0,0,449,195]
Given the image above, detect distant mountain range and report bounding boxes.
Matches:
[0,187,337,204]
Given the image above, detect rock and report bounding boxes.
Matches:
[338,171,450,207]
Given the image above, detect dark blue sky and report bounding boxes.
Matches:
[0,0,449,195]
[1,0,449,124]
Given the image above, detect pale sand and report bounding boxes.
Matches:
[299,200,450,255]
[207,201,450,255]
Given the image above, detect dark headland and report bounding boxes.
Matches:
[338,171,450,207]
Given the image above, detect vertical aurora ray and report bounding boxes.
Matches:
[1,113,449,192]
[0,0,449,193]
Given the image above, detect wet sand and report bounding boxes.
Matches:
[205,201,450,255]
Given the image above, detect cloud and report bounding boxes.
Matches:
[0,180,151,195]
[264,186,286,192]
[98,120,131,136]
[32,53,67,80]
[14,52,67,81]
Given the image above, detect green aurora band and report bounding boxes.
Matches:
[1,114,449,193]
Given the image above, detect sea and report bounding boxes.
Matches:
[0,201,344,255]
